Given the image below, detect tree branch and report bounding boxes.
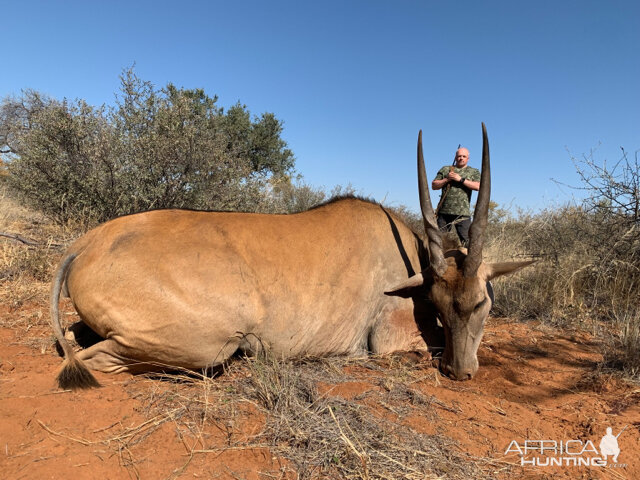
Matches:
[0,231,63,248]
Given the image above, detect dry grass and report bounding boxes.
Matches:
[114,354,498,480]
[485,205,640,382]
[602,308,640,379]
[238,354,483,480]
[0,188,81,313]
[33,352,498,479]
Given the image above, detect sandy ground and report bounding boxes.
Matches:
[1,302,638,480]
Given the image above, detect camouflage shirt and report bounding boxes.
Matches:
[434,165,481,216]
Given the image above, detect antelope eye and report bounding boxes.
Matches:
[474,298,488,311]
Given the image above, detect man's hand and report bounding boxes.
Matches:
[447,171,462,182]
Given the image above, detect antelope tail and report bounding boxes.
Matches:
[50,253,100,390]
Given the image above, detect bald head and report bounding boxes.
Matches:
[454,148,470,168]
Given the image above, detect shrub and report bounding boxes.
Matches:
[1,68,295,224]
[486,146,640,380]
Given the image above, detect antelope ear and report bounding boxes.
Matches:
[484,260,536,281]
[384,273,425,298]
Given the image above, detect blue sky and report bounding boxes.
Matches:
[2,0,638,214]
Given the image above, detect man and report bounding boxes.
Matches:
[431,147,481,246]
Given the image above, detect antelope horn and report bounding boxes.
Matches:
[463,123,491,277]
[417,130,447,277]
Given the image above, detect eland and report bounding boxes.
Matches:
[50,123,533,389]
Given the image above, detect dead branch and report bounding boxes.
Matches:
[0,231,63,248]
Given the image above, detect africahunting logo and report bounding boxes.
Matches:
[505,426,628,468]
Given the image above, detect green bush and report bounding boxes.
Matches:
[1,68,295,224]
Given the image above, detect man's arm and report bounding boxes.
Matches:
[433,173,480,191]
[463,168,481,191]
[461,178,480,191]
[432,177,449,190]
